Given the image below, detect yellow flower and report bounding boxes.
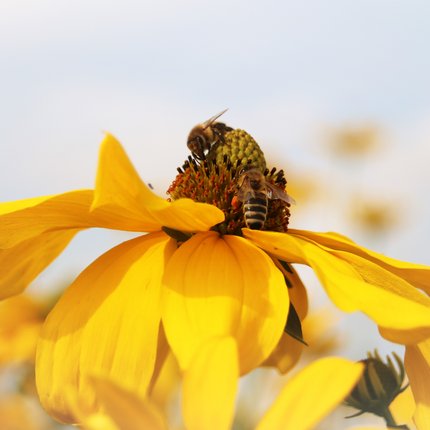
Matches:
[0,394,58,430]
[328,125,379,157]
[0,294,44,365]
[405,338,430,429]
[1,134,429,423]
[64,338,364,430]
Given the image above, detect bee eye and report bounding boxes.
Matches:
[195,135,205,145]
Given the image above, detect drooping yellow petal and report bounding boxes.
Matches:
[63,386,119,430]
[0,190,96,249]
[36,232,175,423]
[183,337,238,430]
[0,191,99,297]
[244,230,430,343]
[77,414,118,430]
[263,262,308,373]
[88,377,168,430]
[148,351,180,412]
[405,339,430,430]
[257,357,363,430]
[91,133,224,232]
[0,189,156,298]
[273,259,308,319]
[0,229,78,298]
[162,231,289,374]
[292,229,430,295]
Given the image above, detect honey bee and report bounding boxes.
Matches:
[187,109,233,160]
[236,167,295,230]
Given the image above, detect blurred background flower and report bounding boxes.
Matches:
[1,1,429,429]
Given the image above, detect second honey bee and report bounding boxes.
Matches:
[236,167,295,230]
[187,109,233,160]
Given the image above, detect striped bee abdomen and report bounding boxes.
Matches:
[243,192,268,230]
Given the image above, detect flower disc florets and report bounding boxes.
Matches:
[167,128,291,235]
[210,128,267,172]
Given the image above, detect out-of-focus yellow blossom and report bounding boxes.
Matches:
[0,134,429,423]
[265,168,320,207]
[262,307,341,374]
[0,294,45,365]
[0,394,57,430]
[350,198,399,234]
[328,125,380,157]
[302,308,342,357]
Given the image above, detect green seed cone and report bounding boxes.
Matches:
[209,128,266,171]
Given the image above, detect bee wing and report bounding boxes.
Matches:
[236,179,256,202]
[266,183,296,205]
[202,109,228,129]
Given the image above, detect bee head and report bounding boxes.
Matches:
[186,110,229,160]
[187,125,214,159]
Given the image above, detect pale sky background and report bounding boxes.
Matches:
[1,1,430,427]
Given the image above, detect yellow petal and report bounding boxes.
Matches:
[91,133,224,232]
[274,259,308,319]
[263,262,308,373]
[89,377,168,430]
[183,336,238,430]
[78,414,118,430]
[0,190,95,249]
[149,351,180,412]
[389,386,415,430]
[0,191,102,297]
[257,357,363,430]
[0,229,78,298]
[36,232,175,423]
[405,339,430,430]
[291,229,430,295]
[244,230,430,343]
[162,231,289,374]
[63,386,118,430]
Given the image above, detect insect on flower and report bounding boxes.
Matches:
[236,166,295,230]
[186,109,233,160]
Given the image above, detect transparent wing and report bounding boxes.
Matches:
[266,183,296,204]
[236,179,256,202]
[202,109,228,129]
